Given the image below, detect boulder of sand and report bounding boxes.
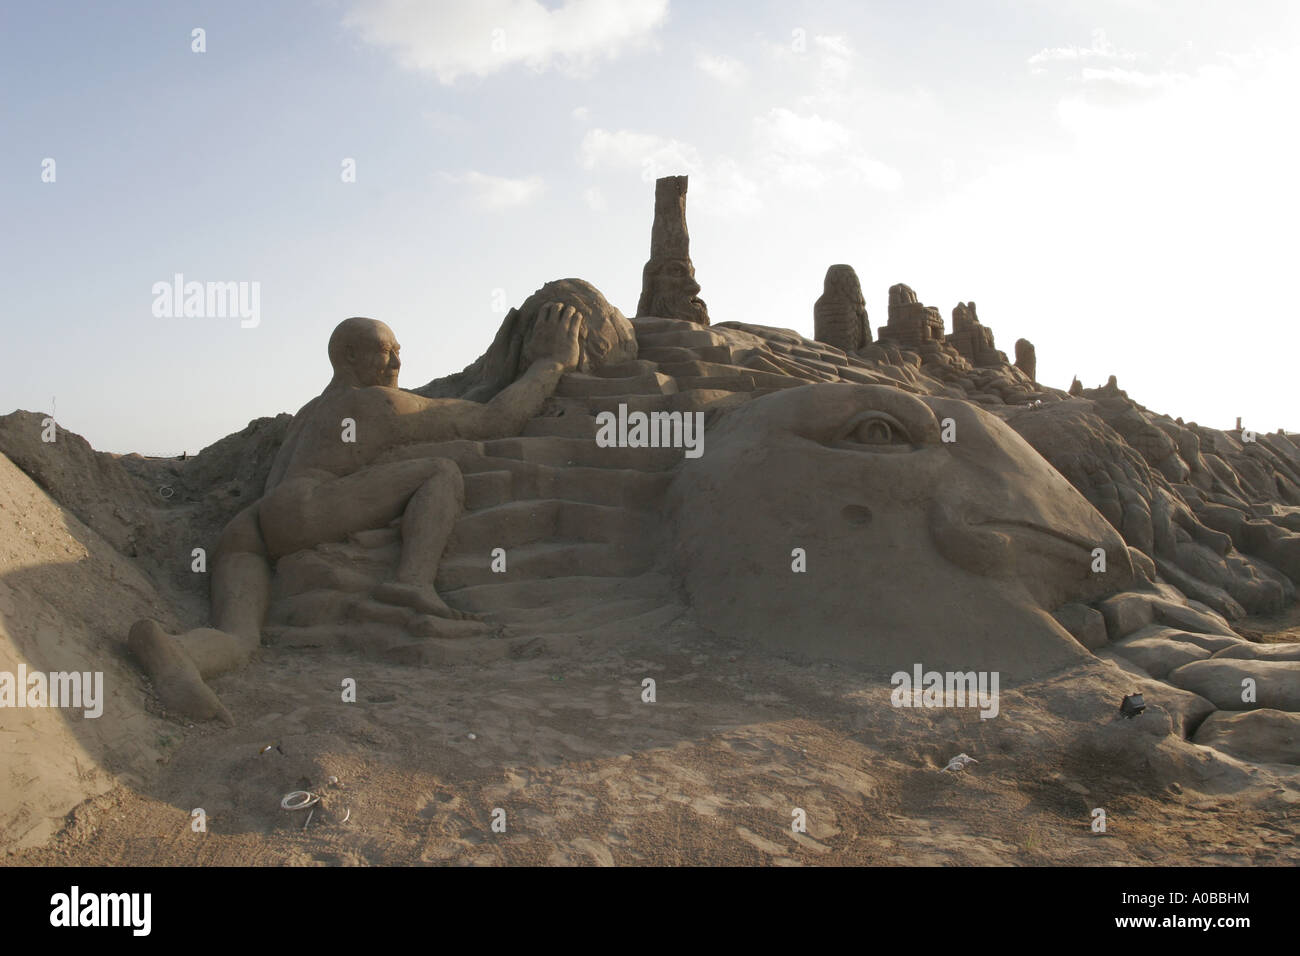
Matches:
[1212,642,1300,662]
[1166,658,1300,711]
[1193,709,1300,765]
[1110,629,1213,678]
[1098,591,1238,641]
[1096,652,1216,738]
[1052,603,1107,650]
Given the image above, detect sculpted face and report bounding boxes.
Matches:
[329,317,401,387]
[667,384,1135,676]
[647,258,709,324]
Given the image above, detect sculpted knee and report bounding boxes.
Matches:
[216,503,267,559]
[428,457,465,502]
[257,490,314,559]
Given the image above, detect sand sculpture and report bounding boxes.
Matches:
[946,301,1006,368]
[1014,338,1037,382]
[878,283,945,352]
[2,173,1298,855]
[127,304,588,721]
[812,265,871,353]
[668,383,1135,676]
[635,175,709,326]
[417,278,637,402]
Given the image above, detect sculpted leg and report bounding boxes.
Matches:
[127,503,269,723]
[373,459,477,619]
[259,458,474,619]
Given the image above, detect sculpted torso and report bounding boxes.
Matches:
[266,386,465,491]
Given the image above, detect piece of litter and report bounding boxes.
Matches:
[942,754,979,773]
[467,733,477,740]
[303,808,314,831]
[280,790,319,811]
[327,775,339,786]
[1119,693,1146,719]
[340,808,351,824]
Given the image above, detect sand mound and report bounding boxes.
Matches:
[0,452,176,849]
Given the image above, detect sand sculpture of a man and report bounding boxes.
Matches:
[129,303,586,722]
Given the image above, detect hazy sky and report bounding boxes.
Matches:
[3,0,1297,454]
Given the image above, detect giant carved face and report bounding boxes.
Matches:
[667,384,1135,677]
[646,258,709,325]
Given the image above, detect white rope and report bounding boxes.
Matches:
[280,790,319,811]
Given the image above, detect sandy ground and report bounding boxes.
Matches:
[10,615,1298,867]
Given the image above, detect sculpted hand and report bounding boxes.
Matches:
[523,302,585,372]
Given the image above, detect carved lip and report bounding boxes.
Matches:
[979,519,1096,553]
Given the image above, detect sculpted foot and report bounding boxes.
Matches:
[127,619,235,725]
[373,582,481,621]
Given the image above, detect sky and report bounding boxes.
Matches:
[1,0,1297,455]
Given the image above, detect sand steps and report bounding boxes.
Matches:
[447,572,673,613]
[633,328,731,350]
[462,465,671,511]
[446,498,657,554]
[437,540,657,591]
[556,371,679,398]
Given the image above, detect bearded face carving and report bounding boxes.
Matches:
[640,258,709,325]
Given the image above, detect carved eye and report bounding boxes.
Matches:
[854,418,896,444]
[834,412,914,452]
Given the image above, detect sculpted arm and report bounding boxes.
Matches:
[389,302,584,444]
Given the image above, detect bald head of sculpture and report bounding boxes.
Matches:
[668,383,1135,676]
[328,317,401,388]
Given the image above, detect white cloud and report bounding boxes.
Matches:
[444,171,545,209]
[811,34,853,88]
[578,128,702,176]
[766,32,855,102]
[753,107,851,158]
[690,157,761,215]
[752,107,901,192]
[343,0,668,83]
[1081,66,1189,91]
[582,185,606,211]
[696,53,747,85]
[1028,28,1138,66]
[845,155,904,192]
[571,105,591,122]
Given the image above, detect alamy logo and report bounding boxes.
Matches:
[151,273,261,328]
[594,403,704,458]
[50,886,151,936]
[890,663,1000,719]
[0,666,103,718]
